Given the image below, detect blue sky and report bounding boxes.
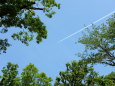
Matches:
[0,0,115,83]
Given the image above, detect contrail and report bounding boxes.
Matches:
[58,10,115,43]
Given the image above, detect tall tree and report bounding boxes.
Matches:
[0,62,21,86]
[0,62,115,86]
[21,63,52,86]
[0,62,52,86]
[0,0,60,53]
[78,14,115,66]
[21,63,38,86]
[54,60,115,86]
[54,60,99,86]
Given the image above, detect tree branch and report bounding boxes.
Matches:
[99,45,115,58]
[29,7,44,10]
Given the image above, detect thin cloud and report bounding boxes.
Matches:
[58,10,115,43]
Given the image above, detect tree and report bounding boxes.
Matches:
[78,14,115,66]
[0,0,60,53]
[92,72,115,86]
[0,39,10,54]
[0,62,52,86]
[35,72,52,86]
[103,72,115,86]
[21,63,38,86]
[54,60,99,86]
[0,62,21,86]
[54,60,115,86]
[21,63,52,86]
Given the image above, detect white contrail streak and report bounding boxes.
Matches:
[58,10,115,43]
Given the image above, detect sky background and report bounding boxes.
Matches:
[0,0,115,83]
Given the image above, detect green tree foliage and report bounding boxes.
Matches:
[0,62,114,86]
[21,63,38,86]
[21,63,52,86]
[93,72,115,86]
[54,60,99,86]
[0,62,52,86]
[0,62,20,86]
[106,72,115,82]
[35,72,52,86]
[0,39,10,54]
[0,0,60,53]
[54,60,115,86]
[78,14,115,66]
[103,72,115,86]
